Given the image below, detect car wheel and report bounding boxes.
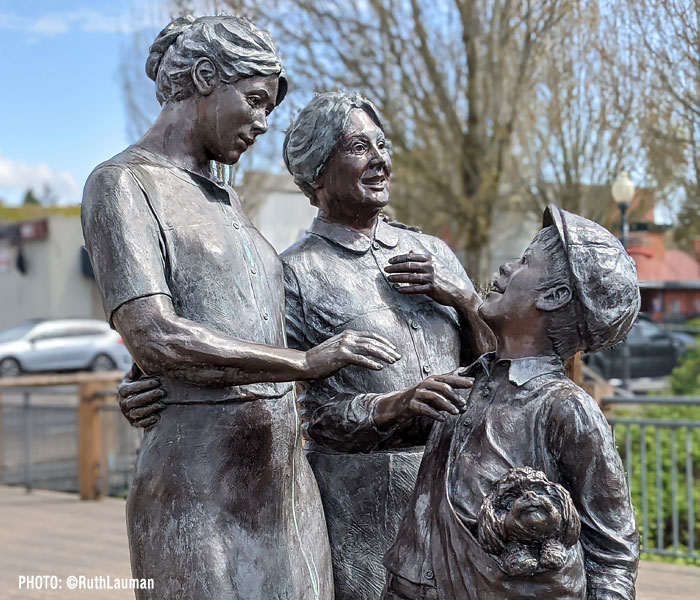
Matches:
[0,357,21,378]
[90,354,116,372]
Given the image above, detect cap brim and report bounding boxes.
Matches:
[543,204,568,252]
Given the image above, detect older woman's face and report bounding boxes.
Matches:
[315,109,392,220]
[199,74,279,165]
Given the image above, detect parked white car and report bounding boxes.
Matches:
[0,319,132,378]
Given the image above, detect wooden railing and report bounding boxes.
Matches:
[0,372,124,500]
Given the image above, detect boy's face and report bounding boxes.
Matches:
[479,237,552,330]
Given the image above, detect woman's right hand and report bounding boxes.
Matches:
[303,330,401,379]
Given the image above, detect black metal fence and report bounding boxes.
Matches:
[2,383,698,562]
[0,385,139,496]
[605,397,700,562]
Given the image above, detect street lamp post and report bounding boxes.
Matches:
[612,171,635,391]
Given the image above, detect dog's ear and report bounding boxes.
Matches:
[555,484,581,547]
[477,496,506,555]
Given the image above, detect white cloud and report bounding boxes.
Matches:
[0,3,256,39]
[0,155,80,205]
[31,16,70,36]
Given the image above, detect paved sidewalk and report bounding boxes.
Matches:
[1,486,131,599]
[0,485,697,599]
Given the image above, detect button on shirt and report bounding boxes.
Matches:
[281,217,476,451]
[81,145,291,404]
[280,217,476,600]
[384,353,639,600]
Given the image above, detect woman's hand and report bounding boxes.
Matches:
[372,372,473,428]
[118,364,166,428]
[303,330,401,379]
[384,251,479,309]
[118,330,401,420]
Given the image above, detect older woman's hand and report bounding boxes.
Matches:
[118,364,166,428]
[371,371,473,428]
[384,251,479,309]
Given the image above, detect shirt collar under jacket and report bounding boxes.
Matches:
[308,216,400,253]
[466,352,565,387]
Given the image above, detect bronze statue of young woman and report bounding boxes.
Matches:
[81,17,398,600]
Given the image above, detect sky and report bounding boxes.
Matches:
[0,1,167,206]
[0,1,669,221]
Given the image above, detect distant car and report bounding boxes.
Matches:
[585,317,691,380]
[0,319,132,378]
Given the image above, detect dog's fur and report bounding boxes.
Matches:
[477,467,581,576]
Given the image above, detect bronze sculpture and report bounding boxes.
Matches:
[119,90,493,600]
[382,206,640,600]
[112,77,641,596]
[281,92,493,600]
[477,466,581,577]
[81,17,400,600]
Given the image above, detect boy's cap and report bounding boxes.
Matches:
[543,205,640,353]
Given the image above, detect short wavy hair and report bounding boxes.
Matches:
[146,15,287,106]
[283,91,386,201]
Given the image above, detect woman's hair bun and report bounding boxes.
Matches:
[145,15,196,82]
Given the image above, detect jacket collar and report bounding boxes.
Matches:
[309,216,399,254]
[465,352,564,387]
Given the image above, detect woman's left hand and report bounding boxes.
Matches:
[384,251,478,308]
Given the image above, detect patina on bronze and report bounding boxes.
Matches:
[382,207,640,600]
[82,17,400,600]
[118,90,494,600]
[477,467,581,577]
[280,92,493,600]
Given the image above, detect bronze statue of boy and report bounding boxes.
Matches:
[382,206,640,600]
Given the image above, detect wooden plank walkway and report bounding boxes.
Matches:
[0,485,697,599]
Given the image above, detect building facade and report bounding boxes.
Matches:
[0,214,104,331]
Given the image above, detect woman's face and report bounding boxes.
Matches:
[314,108,392,223]
[198,74,279,165]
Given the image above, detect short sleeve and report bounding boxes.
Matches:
[81,164,171,325]
[282,261,311,351]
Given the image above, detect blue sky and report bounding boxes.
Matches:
[0,1,165,206]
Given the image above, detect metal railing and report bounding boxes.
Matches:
[1,388,78,492]
[2,375,698,564]
[604,396,700,562]
[0,373,138,498]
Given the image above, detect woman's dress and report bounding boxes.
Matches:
[82,146,333,600]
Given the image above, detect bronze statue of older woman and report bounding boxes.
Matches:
[82,18,400,600]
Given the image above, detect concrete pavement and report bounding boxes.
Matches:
[0,485,697,599]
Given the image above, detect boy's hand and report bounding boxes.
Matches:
[118,364,166,428]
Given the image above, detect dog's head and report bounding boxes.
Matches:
[477,467,580,558]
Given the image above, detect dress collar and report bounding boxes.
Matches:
[308,217,399,254]
[129,145,230,192]
[466,352,564,387]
